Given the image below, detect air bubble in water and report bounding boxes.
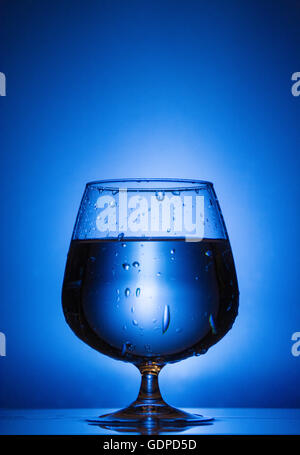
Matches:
[122,263,130,270]
[136,288,141,297]
[125,288,130,297]
[132,261,139,268]
[162,305,170,334]
[155,191,165,201]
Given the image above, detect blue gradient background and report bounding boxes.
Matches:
[0,0,300,409]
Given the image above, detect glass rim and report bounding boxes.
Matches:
[86,178,213,191]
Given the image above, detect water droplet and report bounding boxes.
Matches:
[167,228,171,233]
[175,328,182,333]
[136,288,141,297]
[156,272,161,277]
[122,324,127,331]
[112,189,119,195]
[205,250,212,257]
[226,303,232,312]
[89,256,96,262]
[122,243,127,248]
[209,314,217,334]
[121,341,133,356]
[162,305,170,334]
[152,318,157,323]
[125,288,130,297]
[122,263,130,270]
[170,249,175,255]
[131,306,135,313]
[132,319,138,326]
[116,289,120,295]
[172,190,180,196]
[155,191,165,201]
[118,233,124,241]
[132,261,139,268]
[195,275,199,280]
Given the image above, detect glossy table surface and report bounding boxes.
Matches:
[0,408,300,435]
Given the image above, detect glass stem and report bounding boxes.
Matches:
[136,363,165,405]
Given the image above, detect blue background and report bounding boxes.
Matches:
[0,0,300,409]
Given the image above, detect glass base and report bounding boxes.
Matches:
[87,363,213,433]
[87,401,213,433]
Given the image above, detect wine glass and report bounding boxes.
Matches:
[62,179,239,428]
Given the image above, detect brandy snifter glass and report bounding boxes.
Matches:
[62,179,239,428]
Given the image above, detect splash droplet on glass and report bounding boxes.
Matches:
[162,305,170,334]
[122,263,130,270]
[117,233,124,241]
[170,249,175,255]
[131,306,135,313]
[132,261,139,268]
[132,319,138,326]
[136,288,141,297]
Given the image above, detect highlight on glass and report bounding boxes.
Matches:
[62,179,239,428]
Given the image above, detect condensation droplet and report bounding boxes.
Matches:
[125,288,130,297]
[122,263,130,270]
[162,305,170,334]
[132,261,139,268]
[136,288,141,297]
